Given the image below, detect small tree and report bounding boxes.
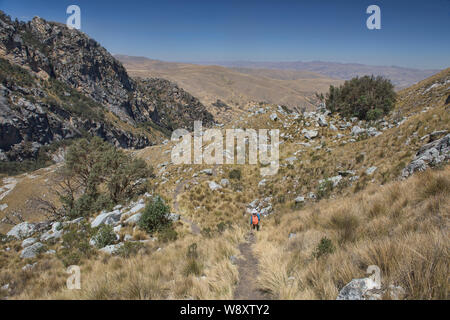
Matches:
[325,75,396,120]
[138,196,171,234]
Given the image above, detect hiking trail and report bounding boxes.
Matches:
[233,232,267,300]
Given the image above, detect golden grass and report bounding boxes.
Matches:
[9,227,245,300]
[254,167,450,299]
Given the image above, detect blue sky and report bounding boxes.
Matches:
[1,0,449,69]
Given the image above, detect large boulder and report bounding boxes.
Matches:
[402,133,449,178]
[99,243,124,255]
[7,222,36,239]
[20,242,44,259]
[124,213,142,225]
[91,210,122,228]
[21,237,37,248]
[337,277,381,300]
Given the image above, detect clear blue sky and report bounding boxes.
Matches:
[1,0,449,69]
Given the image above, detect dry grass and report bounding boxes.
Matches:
[254,167,449,299]
[11,227,245,300]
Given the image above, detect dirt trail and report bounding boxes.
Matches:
[233,232,268,300]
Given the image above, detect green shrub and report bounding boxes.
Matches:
[158,227,178,243]
[59,137,150,218]
[326,75,396,120]
[313,237,335,258]
[138,196,171,234]
[58,223,94,267]
[116,241,144,258]
[229,169,241,180]
[317,179,334,200]
[92,225,117,249]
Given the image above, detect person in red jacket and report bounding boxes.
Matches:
[250,209,260,231]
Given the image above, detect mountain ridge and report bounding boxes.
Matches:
[0,12,214,162]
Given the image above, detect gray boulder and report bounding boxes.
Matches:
[166,213,180,222]
[91,209,122,228]
[21,237,37,248]
[402,133,449,178]
[337,277,380,300]
[318,115,328,127]
[99,243,124,255]
[365,166,377,175]
[125,213,142,225]
[20,242,44,259]
[208,181,222,191]
[7,222,36,239]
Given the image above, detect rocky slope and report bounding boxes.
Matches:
[0,11,214,162]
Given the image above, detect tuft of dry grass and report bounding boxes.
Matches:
[255,166,450,299]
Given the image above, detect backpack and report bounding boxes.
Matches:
[252,214,259,225]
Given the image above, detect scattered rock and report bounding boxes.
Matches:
[220,178,230,187]
[125,213,142,225]
[91,209,122,228]
[99,243,124,255]
[318,115,328,127]
[337,277,381,300]
[303,129,318,140]
[21,237,37,248]
[402,134,449,178]
[294,196,305,204]
[7,222,36,239]
[208,181,222,191]
[166,213,180,222]
[365,166,378,175]
[20,242,44,259]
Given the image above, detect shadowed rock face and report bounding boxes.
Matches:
[0,11,214,161]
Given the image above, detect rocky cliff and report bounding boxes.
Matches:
[0,11,214,162]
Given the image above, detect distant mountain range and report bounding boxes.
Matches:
[116,55,343,112]
[195,60,440,90]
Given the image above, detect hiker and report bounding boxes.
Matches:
[250,209,260,231]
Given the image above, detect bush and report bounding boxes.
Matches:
[58,223,94,267]
[59,137,151,218]
[317,179,334,200]
[325,75,396,120]
[229,169,241,180]
[116,241,144,258]
[138,196,171,234]
[158,227,178,243]
[313,237,335,258]
[92,225,117,249]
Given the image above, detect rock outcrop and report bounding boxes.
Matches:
[402,133,450,178]
[0,11,214,161]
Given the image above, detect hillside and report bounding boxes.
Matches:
[0,64,448,300]
[203,60,439,90]
[116,55,343,115]
[0,12,214,164]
